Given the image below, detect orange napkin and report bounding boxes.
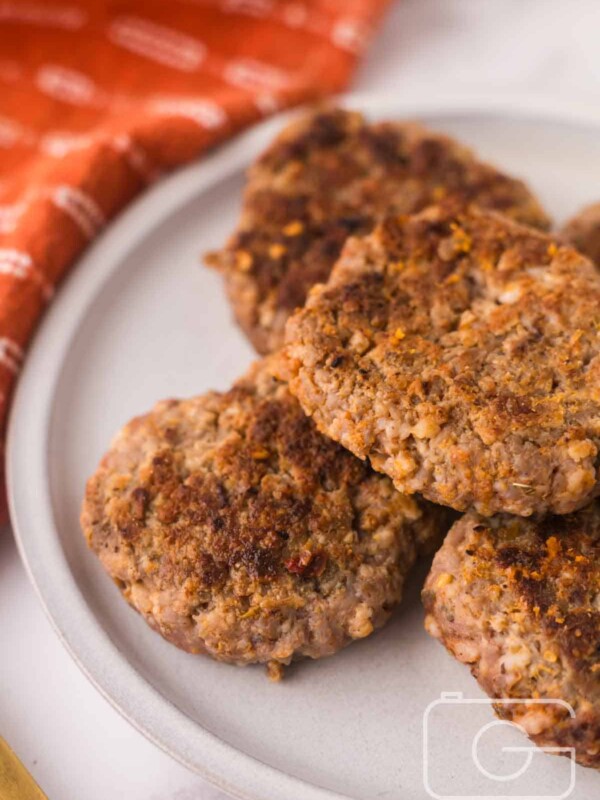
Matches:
[0,0,391,519]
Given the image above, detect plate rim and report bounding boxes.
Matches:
[8,90,600,800]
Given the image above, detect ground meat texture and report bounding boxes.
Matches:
[81,357,447,678]
[561,202,600,266]
[423,509,600,768]
[282,203,600,517]
[205,107,550,354]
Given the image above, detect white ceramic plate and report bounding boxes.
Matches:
[8,94,600,800]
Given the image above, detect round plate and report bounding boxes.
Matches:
[8,94,600,800]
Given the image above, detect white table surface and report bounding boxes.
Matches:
[3,1,600,798]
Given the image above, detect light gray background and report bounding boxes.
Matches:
[3,1,600,798]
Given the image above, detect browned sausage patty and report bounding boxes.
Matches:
[205,108,550,354]
[423,508,600,768]
[81,357,447,678]
[283,204,600,517]
[561,202,600,266]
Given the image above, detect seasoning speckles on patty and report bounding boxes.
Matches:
[283,203,600,517]
[205,107,550,354]
[81,357,447,678]
[423,508,600,768]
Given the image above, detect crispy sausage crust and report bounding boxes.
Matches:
[283,204,600,517]
[81,357,446,676]
[206,108,550,354]
[423,509,600,768]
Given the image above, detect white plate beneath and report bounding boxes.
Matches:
[8,94,600,800]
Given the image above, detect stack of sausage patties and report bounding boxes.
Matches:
[82,109,599,766]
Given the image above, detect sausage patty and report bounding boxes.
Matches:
[561,202,600,266]
[81,357,447,678]
[283,203,600,517]
[206,108,550,354]
[423,508,600,768]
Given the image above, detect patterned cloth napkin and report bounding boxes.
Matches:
[0,0,391,518]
